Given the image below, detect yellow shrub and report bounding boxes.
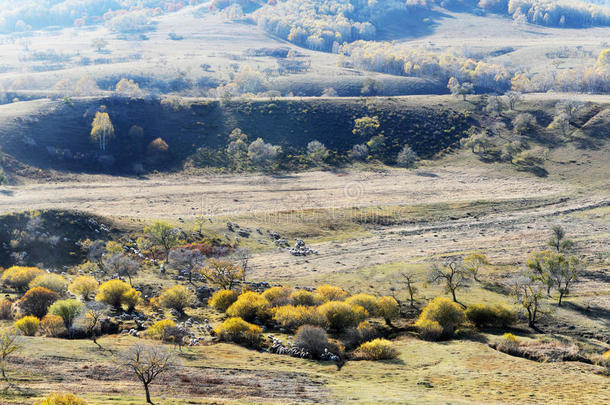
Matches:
[68,276,99,301]
[414,319,443,341]
[261,286,293,306]
[345,293,379,315]
[0,299,13,320]
[34,392,88,405]
[29,273,68,295]
[226,291,270,322]
[502,333,519,344]
[123,288,141,311]
[105,241,124,254]
[96,279,139,310]
[317,301,368,331]
[15,315,39,336]
[314,285,347,302]
[290,290,319,306]
[214,317,262,347]
[145,319,176,339]
[273,305,326,330]
[602,350,610,359]
[2,266,45,291]
[417,297,465,337]
[40,314,67,337]
[376,296,400,324]
[354,338,399,360]
[209,290,238,312]
[159,285,194,313]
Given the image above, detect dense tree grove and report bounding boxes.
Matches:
[251,0,610,55]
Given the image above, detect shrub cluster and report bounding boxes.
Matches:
[18,287,60,319]
[159,285,194,313]
[208,290,239,312]
[40,314,67,337]
[226,291,270,322]
[416,297,465,338]
[33,392,88,405]
[273,305,326,330]
[15,315,40,336]
[96,279,140,311]
[354,338,399,360]
[317,301,368,331]
[465,304,516,328]
[2,266,45,291]
[214,317,262,347]
[145,319,177,340]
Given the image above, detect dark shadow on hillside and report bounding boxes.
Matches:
[561,302,610,328]
[375,9,452,40]
[0,189,13,196]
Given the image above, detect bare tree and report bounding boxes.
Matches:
[463,253,489,282]
[0,332,21,388]
[103,253,140,286]
[84,301,108,349]
[400,272,417,308]
[168,247,206,285]
[119,344,174,404]
[427,260,470,306]
[200,259,244,290]
[505,91,522,110]
[231,248,252,282]
[87,240,107,271]
[511,273,545,328]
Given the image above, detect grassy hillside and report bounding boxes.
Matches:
[0,96,473,174]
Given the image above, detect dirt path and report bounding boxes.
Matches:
[249,194,610,284]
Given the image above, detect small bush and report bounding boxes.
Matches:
[0,299,13,320]
[159,285,194,313]
[145,319,176,339]
[226,291,270,322]
[317,301,368,331]
[261,286,293,306]
[465,304,516,328]
[208,290,238,312]
[290,290,319,306]
[48,299,84,329]
[417,297,465,337]
[414,319,443,341]
[314,285,347,302]
[18,287,60,319]
[293,325,332,358]
[273,305,326,330]
[29,273,68,295]
[345,293,378,315]
[496,332,520,352]
[2,266,45,291]
[354,338,399,360]
[15,315,39,336]
[40,314,68,337]
[33,392,88,405]
[214,317,262,347]
[376,296,400,325]
[68,276,99,301]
